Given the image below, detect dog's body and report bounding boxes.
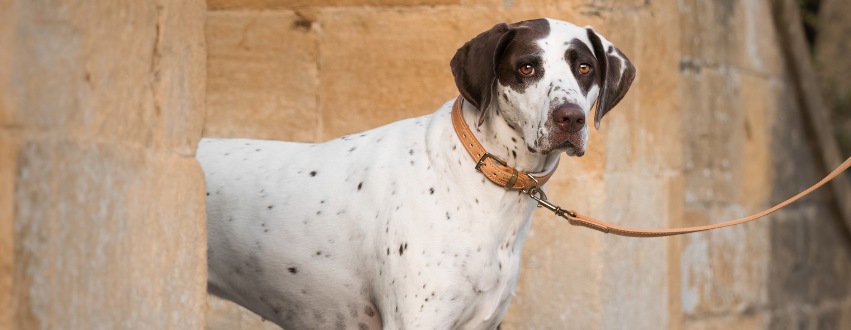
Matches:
[198,18,634,330]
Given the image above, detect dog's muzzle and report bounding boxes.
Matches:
[547,103,587,156]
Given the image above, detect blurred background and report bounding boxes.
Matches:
[1,0,850,329]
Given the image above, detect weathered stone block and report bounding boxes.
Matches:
[680,70,776,209]
[601,9,682,174]
[5,0,206,155]
[679,67,740,207]
[12,140,207,329]
[767,202,851,309]
[2,1,208,328]
[205,10,319,143]
[208,0,460,10]
[679,211,769,317]
[597,172,675,329]
[769,80,827,205]
[678,0,783,77]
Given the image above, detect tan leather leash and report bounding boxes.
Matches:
[451,96,851,237]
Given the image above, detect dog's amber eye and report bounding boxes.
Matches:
[578,63,591,74]
[518,64,535,76]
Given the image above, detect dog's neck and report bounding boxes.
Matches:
[461,100,559,174]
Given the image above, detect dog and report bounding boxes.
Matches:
[197,18,635,330]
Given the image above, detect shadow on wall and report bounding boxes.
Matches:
[805,0,851,163]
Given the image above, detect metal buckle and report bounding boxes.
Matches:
[475,152,507,172]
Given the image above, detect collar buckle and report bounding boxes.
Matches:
[475,152,507,172]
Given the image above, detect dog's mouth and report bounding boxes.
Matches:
[539,130,586,157]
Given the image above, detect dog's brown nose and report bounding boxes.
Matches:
[553,104,586,132]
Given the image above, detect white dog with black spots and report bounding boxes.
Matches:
[198,18,635,330]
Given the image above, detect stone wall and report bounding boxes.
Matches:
[1,0,847,329]
[0,1,208,329]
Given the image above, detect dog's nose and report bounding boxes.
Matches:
[553,104,586,132]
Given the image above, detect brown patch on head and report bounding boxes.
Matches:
[495,19,551,93]
[450,19,551,125]
[450,23,511,125]
[564,38,599,96]
[586,28,636,129]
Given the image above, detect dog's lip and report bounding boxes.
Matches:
[543,130,586,156]
[559,141,586,156]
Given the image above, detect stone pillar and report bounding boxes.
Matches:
[0,1,208,329]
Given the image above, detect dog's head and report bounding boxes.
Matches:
[450,19,635,157]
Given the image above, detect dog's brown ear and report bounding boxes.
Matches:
[450,23,516,126]
[586,27,636,130]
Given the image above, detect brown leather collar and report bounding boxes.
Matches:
[451,96,559,190]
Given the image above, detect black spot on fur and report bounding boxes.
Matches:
[365,306,375,317]
[268,205,273,209]
[288,267,298,274]
[359,324,369,330]
[310,171,317,177]
[399,244,404,256]
[358,182,363,191]
[429,188,435,194]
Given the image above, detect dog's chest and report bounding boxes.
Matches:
[351,116,538,329]
[368,183,534,329]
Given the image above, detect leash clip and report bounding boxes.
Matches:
[522,173,548,206]
[521,174,577,219]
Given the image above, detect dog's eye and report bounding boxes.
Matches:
[518,64,535,76]
[578,63,591,74]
